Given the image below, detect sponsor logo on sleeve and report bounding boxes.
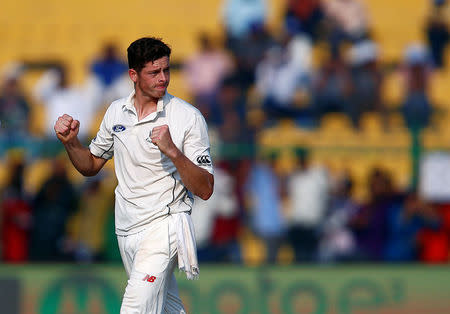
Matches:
[112,124,126,132]
[196,155,211,165]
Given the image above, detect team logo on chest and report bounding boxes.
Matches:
[112,124,126,132]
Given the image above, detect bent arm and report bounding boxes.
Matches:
[64,138,107,176]
[150,120,214,200]
[169,148,214,200]
[55,114,108,177]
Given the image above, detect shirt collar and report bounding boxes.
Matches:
[122,90,136,112]
[122,90,170,113]
[156,93,169,112]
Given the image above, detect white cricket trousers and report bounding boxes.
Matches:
[117,214,186,314]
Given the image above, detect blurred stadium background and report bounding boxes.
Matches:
[1,0,450,313]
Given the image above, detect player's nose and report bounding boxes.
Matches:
[158,70,168,83]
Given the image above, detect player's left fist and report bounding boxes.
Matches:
[151,125,179,158]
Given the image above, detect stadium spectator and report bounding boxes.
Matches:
[245,151,286,264]
[347,40,385,128]
[418,228,450,263]
[312,52,352,124]
[255,35,313,121]
[206,157,252,264]
[284,0,325,41]
[318,171,358,263]
[230,25,275,90]
[214,76,254,146]
[415,202,450,263]
[438,203,450,262]
[33,65,103,139]
[322,0,370,56]
[183,33,234,112]
[221,0,268,48]
[90,43,128,88]
[29,157,78,261]
[401,44,434,130]
[350,168,396,261]
[425,0,450,68]
[286,149,330,262]
[0,151,31,263]
[191,166,238,262]
[0,76,31,139]
[384,191,441,262]
[89,42,132,105]
[66,176,113,262]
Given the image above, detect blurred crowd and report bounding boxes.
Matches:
[1,0,450,265]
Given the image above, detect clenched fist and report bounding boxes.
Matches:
[54,114,80,144]
[150,125,179,159]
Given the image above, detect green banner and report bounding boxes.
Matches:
[0,265,449,313]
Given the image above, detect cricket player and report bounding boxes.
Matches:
[54,37,214,313]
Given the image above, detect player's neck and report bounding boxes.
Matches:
[134,90,158,120]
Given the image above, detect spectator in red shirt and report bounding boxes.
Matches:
[0,152,31,263]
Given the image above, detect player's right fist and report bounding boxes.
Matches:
[54,114,80,144]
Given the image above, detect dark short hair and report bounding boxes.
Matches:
[127,37,171,72]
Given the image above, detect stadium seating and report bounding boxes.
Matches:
[1,1,450,266]
[365,0,429,61]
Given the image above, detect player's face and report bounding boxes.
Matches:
[130,56,170,101]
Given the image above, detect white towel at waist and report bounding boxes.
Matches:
[173,212,199,280]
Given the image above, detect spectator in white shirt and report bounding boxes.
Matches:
[286,148,330,262]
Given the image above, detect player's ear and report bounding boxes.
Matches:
[129,69,138,83]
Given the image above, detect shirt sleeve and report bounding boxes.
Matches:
[89,105,114,160]
[183,112,214,175]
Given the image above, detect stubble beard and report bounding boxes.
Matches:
[138,82,166,101]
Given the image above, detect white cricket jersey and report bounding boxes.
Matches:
[89,91,213,235]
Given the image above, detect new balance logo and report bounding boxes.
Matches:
[142,275,156,283]
[196,155,211,165]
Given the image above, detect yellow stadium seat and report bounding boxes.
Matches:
[431,71,450,109]
[360,112,384,134]
[365,0,428,62]
[388,113,407,131]
[319,113,354,133]
[23,158,53,195]
[383,71,404,108]
[240,227,266,266]
[0,160,9,189]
